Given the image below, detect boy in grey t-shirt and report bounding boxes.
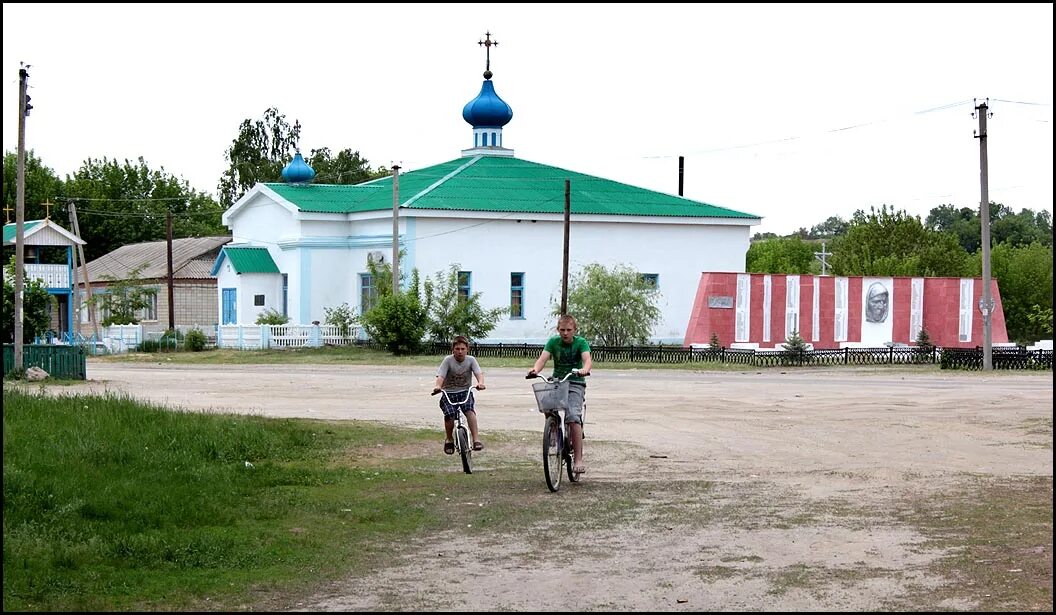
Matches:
[432,336,486,454]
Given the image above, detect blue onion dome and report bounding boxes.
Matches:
[462,80,513,128]
[281,151,315,184]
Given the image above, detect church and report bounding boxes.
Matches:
[213,36,760,343]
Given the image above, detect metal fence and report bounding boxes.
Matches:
[380,341,1051,371]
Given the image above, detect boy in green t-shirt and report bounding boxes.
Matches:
[528,314,593,475]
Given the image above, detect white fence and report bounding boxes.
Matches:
[99,324,144,352]
[216,325,360,350]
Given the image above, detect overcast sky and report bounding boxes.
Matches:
[4,3,1052,235]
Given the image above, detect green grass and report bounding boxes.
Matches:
[1,389,547,611]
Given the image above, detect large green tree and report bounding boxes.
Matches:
[971,241,1053,345]
[308,147,389,185]
[2,150,66,226]
[829,205,971,277]
[562,263,662,346]
[746,236,817,274]
[927,203,1052,253]
[217,108,301,208]
[65,157,225,262]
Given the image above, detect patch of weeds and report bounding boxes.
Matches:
[898,475,1053,611]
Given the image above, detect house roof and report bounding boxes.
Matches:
[85,236,232,283]
[3,219,86,246]
[210,245,280,275]
[251,155,760,220]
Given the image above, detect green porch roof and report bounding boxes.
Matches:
[211,246,280,275]
[3,220,43,244]
[263,156,759,220]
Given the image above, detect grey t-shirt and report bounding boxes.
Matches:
[436,355,482,392]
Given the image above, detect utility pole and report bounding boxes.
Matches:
[391,164,400,295]
[678,156,684,197]
[561,179,571,315]
[14,63,31,369]
[166,207,175,330]
[69,201,98,339]
[975,99,993,370]
[814,241,832,276]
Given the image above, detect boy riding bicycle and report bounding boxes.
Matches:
[433,335,486,454]
[528,315,593,474]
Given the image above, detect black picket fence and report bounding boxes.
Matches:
[354,340,1052,370]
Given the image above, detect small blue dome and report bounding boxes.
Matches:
[282,151,315,184]
[462,80,513,128]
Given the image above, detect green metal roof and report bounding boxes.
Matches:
[264,156,758,219]
[3,220,42,244]
[212,246,280,275]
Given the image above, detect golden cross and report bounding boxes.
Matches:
[43,200,53,219]
[3,204,11,224]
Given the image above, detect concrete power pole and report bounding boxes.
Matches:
[14,64,31,369]
[167,207,175,330]
[561,179,571,315]
[975,99,993,371]
[391,165,400,295]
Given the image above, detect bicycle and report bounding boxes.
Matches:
[431,386,481,474]
[527,369,588,492]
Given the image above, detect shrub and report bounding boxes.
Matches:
[324,303,358,339]
[709,332,721,350]
[361,292,426,355]
[185,328,207,352]
[255,308,289,325]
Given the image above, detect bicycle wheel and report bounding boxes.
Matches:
[543,415,563,492]
[456,426,472,474]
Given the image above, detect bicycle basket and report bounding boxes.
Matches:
[532,380,569,412]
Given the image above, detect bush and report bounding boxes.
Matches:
[255,308,289,325]
[361,293,426,355]
[185,328,207,352]
[324,303,358,339]
[139,339,161,353]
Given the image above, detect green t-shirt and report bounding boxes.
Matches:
[543,335,591,384]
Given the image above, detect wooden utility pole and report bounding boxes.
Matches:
[14,64,30,369]
[561,179,571,315]
[69,201,98,339]
[678,155,684,196]
[975,99,993,370]
[391,165,401,295]
[167,207,175,330]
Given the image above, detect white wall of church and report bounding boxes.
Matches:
[226,200,752,342]
[408,215,749,343]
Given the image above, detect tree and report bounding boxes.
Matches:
[746,236,817,274]
[829,205,971,277]
[86,264,157,326]
[308,147,390,185]
[974,241,1053,344]
[360,292,427,356]
[2,150,65,226]
[562,263,662,346]
[65,156,225,261]
[420,264,507,342]
[217,108,302,208]
[3,256,55,343]
[927,203,1052,253]
[808,215,850,239]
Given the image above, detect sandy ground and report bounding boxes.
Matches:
[38,362,1055,610]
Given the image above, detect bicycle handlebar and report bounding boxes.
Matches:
[431,386,482,404]
[526,368,589,382]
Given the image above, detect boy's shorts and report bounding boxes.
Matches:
[565,382,586,425]
[439,389,475,420]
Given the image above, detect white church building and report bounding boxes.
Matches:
[214,43,760,344]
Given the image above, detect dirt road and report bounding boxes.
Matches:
[61,362,1054,610]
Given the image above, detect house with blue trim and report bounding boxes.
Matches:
[215,44,760,343]
[3,218,85,341]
